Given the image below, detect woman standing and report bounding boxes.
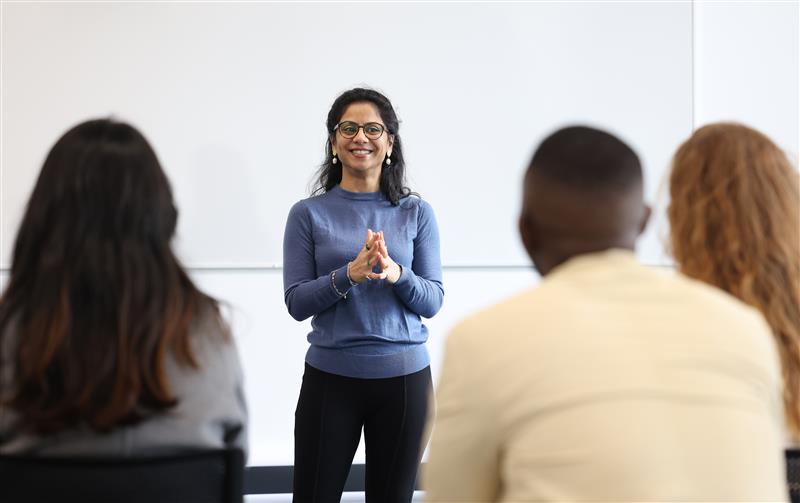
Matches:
[283,88,443,502]
[668,122,800,441]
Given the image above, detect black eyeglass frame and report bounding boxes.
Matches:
[333,121,390,140]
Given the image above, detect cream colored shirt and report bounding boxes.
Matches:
[424,250,787,503]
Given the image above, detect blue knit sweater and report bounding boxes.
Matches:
[283,185,444,379]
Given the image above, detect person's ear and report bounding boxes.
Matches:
[519,212,538,258]
[388,134,395,151]
[638,205,652,237]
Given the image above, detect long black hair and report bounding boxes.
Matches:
[312,88,415,205]
[0,118,223,435]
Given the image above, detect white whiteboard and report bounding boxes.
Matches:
[1,2,692,268]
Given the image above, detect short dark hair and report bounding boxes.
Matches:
[528,125,642,193]
[0,118,223,435]
[312,87,415,205]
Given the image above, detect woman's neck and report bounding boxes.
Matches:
[340,172,380,193]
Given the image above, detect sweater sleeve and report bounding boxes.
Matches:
[282,201,351,321]
[391,200,444,319]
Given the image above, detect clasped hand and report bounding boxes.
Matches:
[348,229,401,284]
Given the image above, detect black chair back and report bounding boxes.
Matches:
[787,449,800,503]
[0,448,244,503]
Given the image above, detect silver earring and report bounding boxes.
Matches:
[332,154,338,164]
[385,155,391,166]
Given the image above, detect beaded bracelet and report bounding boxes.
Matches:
[346,262,358,287]
[331,270,348,299]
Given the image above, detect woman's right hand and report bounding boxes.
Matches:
[348,229,388,283]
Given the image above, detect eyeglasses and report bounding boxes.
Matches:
[334,121,388,140]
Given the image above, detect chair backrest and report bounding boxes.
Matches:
[0,448,244,503]
[788,449,800,503]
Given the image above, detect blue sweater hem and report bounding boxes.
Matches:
[305,344,430,379]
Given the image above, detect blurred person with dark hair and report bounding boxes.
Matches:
[669,122,800,443]
[424,126,786,502]
[0,119,247,457]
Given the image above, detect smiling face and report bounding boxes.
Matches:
[332,101,394,178]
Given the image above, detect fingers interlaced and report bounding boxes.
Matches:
[358,229,393,281]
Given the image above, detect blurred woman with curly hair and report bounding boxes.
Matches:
[669,122,800,440]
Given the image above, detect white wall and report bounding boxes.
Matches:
[694,0,799,158]
[1,2,797,469]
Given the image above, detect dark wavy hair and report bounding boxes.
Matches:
[312,87,415,205]
[0,118,225,435]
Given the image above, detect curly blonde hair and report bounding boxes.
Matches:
[669,122,800,439]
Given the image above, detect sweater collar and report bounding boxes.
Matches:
[332,185,386,201]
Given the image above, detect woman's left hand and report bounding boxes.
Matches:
[375,231,402,284]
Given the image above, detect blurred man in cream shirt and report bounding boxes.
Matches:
[423,126,787,502]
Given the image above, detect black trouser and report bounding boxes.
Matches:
[293,363,432,503]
